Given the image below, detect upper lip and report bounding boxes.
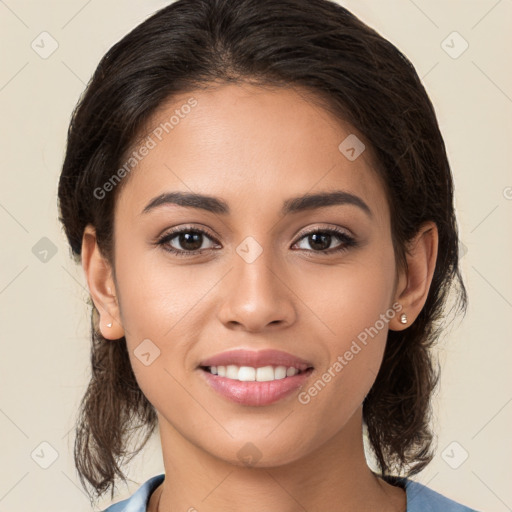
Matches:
[198,349,314,371]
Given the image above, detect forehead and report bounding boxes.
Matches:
[115,83,389,225]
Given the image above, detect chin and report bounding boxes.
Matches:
[204,436,313,469]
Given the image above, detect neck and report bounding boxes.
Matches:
[151,408,406,512]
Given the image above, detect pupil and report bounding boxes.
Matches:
[180,232,202,251]
[310,233,330,251]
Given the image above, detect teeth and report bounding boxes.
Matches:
[207,365,303,382]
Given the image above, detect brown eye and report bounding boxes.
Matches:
[157,227,219,256]
[293,228,357,254]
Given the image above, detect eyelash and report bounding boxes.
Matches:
[155,225,358,258]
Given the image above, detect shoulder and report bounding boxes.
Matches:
[404,478,481,512]
[100,474,165,512]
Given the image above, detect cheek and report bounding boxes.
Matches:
[114,243,206,340]
[112,244,221,410]
[296,311,390,445]
[295,250,396,428]
[305,247,396,354]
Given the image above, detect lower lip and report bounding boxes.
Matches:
[199,368,314,406]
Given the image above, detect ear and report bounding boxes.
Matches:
[81,224,125,340]
[390,221,438,331]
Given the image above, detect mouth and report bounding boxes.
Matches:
[196,349,315,406]
[199,364,313,382]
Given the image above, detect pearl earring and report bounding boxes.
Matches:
[400,313,407,324]
[107,322,112,328]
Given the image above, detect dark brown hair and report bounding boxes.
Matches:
[57,0,468,505]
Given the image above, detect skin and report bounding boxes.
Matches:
[81,83,438,512]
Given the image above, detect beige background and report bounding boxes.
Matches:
[0,1,511,511]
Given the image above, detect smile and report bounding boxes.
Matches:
[198,365,314,406]
[202,364,307,382]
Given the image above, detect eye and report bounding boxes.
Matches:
[292,227,358,254]
[156,226,219,257]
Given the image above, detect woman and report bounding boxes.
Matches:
[57,0,478,510]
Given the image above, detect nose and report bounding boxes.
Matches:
[216,246,297,333]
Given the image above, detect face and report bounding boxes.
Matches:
[109,83,401,467]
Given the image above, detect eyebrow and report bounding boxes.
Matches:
[141,190,373,218]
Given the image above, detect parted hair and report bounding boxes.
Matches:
[57,0,468,504]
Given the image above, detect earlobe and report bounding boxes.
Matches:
[390,221,438,331]
[81,224,125,340]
